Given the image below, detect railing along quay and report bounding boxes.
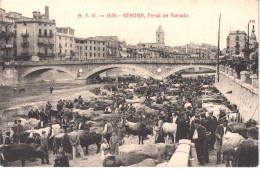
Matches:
[11,58,217,66]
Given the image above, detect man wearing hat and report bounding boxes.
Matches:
[176,113,188,142]
[206,111,218,150]
[41,130,50,165]
[4,131,11,145]
[234,127,258,167]
[215,119,229,164]
[102,120,113,144]
[190,114,200,139]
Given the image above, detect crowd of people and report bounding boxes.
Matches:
[0,74,258,167]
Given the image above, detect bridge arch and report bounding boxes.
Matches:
[21,66,76,79]
[161,65,216,79]
[79,64,155,81]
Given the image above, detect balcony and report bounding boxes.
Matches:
[37,42,45,46]
[1,44,14,50]
[21,32,29,37]
[21,42,29,48]
[235,44,240,48]
[0,31,15,39]
[38,52,55,57]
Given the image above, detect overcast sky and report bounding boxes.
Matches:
[1,0,258,49]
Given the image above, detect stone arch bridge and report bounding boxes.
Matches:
[13,58,217,84]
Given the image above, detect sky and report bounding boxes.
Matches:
[1,0,258,49]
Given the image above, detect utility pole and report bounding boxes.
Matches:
[217,14,221,82]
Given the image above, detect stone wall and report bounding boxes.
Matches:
[215,65,258,122]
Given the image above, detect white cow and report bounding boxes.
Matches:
[162,116,177,144]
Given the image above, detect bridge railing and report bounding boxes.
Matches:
[12,58,217,65]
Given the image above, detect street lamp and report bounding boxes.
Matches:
[247,20,255,59]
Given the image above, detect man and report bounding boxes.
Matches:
[4,132,11,145]
[68,130,86,160]
[234,127,258,167]
[46,101,52,113]
[34,109,40,120]
[190,114,200,139]
[16,120,24,143]
[0,130,3,145]
[39,109,45,121]
[109,132,119,155]
[215,119,229,164]
[192,119,207,166]
[28,109,34,119]
[176,113,188,142]
[102,120,113,144]
[54,151,70,167]
[49,85,54,94]
[41,131,50,165]
[155,116,164,143]
[206,111,218,150]
[104,106,112,114]
[127,103,136,114]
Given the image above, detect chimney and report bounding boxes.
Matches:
[45,6,49,19]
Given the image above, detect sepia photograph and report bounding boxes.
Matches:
[0,0,258,167]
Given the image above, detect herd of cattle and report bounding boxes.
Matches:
[0,74,258,167]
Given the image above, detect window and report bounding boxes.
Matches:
[103,53,105,57]
[39,29,42,35]
[98,53,100,57]
[103,42,105,45]
[90,52,92,57]
[90,41,92,44]
[59,49,62,53]
[65,43,67,47]
[65,50,67,53]
[44,30,47,36]
[94,47,96,50]
[98,42,100,45]
[94,53,96,57]
[86,53,87,56]
[77,46,79,50]
[80,46,82,50]
[85,46,87,50]
[98,47,100,51]
[70,37,73,41]
[70,44,72,47]
[103,47,105,51]
[44,24,47,26]
[90,46,92,50]
[39,23,41,26]
[50,30,52,36]
[23,22,26,26]
[59,36,61,39]
[94,41,96,44]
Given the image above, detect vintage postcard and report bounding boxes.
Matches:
[0,0,258,167]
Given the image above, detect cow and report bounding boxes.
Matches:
[222,131,245,167]
[18,88,25,93]
[0,143,45,167]
[57,130,102,155]
[162,122,177,144]
[124,120,153,144]
[103,152,152,167]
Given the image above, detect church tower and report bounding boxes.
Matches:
[156,25,164,46]
[250,25,257,49]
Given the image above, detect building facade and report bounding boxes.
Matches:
[15,6,56,61]
[0,8,15,62]
[75,37,107,59]
[226,30,247,57]
[75,36,124,59]
[55,27,75,59]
